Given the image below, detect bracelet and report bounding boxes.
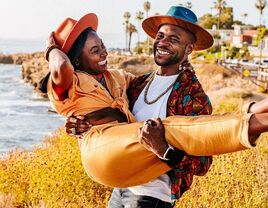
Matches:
[158,144,174,160]
[45,44,59,61]
[160,147,184,168]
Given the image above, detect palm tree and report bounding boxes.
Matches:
[136,11,144,45]
[185,1,192,9]
[255,0,267,65]
[241,13,248,25]
[143,1,151,54]
[178,2,192,8]
[123,11,131,52]
[213,0,227,29]
[127,23,137,52]
[143,1,151,18]
[255,0,267,26]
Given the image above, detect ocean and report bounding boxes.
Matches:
[0,33,125,55]
[0,36,126,155]
[0,38,45,54]
[0,64,64,155]
[0,38,64,155]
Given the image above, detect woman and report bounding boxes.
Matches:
[42,13,266,188]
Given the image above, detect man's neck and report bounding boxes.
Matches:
[157,60,188,76]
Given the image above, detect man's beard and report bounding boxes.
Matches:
[154,45,186,67]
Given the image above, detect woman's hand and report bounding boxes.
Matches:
[65,116,92,138]
[46,31,74,96]
[46,32,57,47]
[138,118,169,158]
[45,32,59,61]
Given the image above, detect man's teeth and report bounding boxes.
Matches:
[98,60,107,65]
[157,49,170,55]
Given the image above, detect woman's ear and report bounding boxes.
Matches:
[73,59,80,67]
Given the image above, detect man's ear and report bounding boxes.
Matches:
[186,44,194,55]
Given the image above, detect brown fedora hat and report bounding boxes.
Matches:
[142,6,213,51]
[54,13,98,54]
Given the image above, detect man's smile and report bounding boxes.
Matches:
[156,47,173,56]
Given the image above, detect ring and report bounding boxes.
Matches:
[69,117,77,123]
[145,119,153,126]
[70,128,76,135]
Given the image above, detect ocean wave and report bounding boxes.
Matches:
[0,64,63,154]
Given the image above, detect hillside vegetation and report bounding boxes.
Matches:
[0,57,267,207]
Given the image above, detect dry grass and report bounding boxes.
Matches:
[0,61,267,207]
[0,130,111,207]
[0,102,267,207]
[175,135,268,208]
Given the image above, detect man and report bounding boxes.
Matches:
[45,7,266,207]
[64,6,266,207]
[106,6,213,207]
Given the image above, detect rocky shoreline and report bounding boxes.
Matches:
[0,52,156,97]
[0,51,265,105]
[0,52,48,95]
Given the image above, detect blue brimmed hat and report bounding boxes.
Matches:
[142,6,214,51]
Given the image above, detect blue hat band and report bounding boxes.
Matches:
[166,6,197,24]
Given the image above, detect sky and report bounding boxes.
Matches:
[0,0,266,48]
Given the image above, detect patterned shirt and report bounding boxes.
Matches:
[127,64,213,200]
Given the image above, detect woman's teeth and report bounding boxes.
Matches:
[98,59,107,66]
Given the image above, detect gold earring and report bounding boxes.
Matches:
[74,59,80,66]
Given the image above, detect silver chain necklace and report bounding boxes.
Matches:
[144,67,186,105]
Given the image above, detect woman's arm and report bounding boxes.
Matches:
[47,32,74,96]
[65,108,128,136]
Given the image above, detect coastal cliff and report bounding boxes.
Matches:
[0,52,49,94]
[0,52,262,104]
[0,52,156,95]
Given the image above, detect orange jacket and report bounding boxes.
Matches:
[47,69,136,122]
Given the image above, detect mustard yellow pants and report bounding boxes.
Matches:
[79,112,253,188]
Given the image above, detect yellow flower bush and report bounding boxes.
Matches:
[0,130,111,207]
[0,101,267,207]
[175,134,268,208]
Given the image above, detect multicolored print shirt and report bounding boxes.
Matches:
[127,65,213,200]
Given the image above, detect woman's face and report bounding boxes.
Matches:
[78,31,108,74]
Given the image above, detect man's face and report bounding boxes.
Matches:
[153,24,194,66]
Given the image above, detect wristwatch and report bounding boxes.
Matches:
[159,144,175,161]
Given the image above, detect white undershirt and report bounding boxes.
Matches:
[129,73,179,203]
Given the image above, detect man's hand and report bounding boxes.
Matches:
[65,116,92,138]
[138,118,169,158]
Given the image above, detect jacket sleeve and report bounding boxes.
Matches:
[172,75,213,175]
[183,75,212,116]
